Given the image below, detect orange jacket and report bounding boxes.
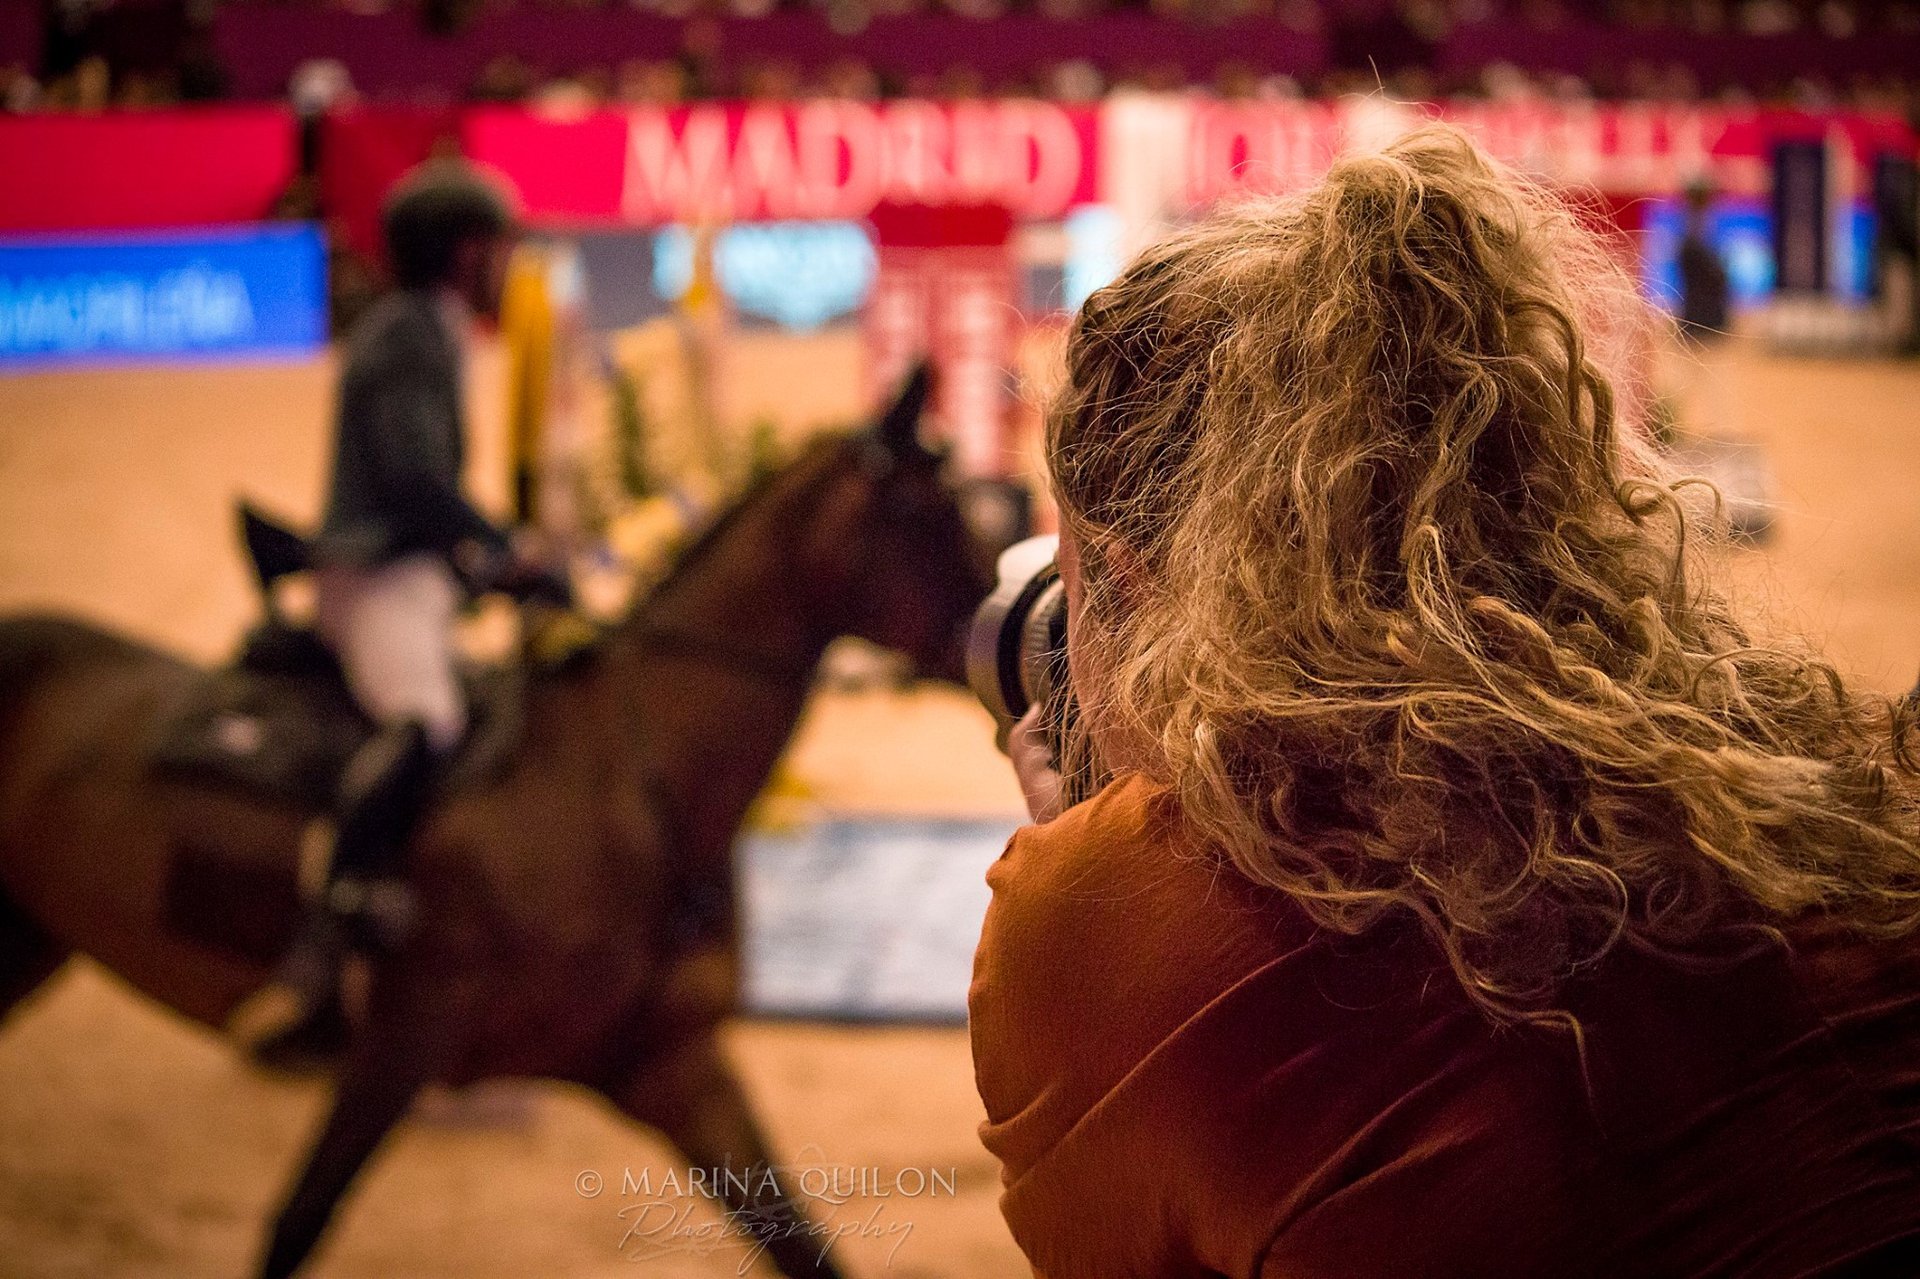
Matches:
[970,773,1920,1278]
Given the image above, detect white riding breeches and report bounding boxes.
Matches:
[315,554,466,752]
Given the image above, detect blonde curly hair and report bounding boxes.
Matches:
[1048,123,1920,1029]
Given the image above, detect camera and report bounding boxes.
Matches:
[966,535,1069,754]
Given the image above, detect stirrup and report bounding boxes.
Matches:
[329,877,419,954]
[226,908,345,1053]
[226,981,315,1052]
[229,985,354,1072]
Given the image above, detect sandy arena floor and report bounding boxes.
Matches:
[2,334,1919,1277]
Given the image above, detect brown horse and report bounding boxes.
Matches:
[0,391,991,1278]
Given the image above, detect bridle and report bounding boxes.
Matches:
[614,433,965,688]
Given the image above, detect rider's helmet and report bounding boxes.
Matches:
[380,161,517,291]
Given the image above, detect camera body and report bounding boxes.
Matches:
[966,535,1069,752]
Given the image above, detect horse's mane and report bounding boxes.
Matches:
[633,433,857,615]
[523,432,862,678]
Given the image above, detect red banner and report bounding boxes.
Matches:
[0,107,298,235]
[3,100,1910,243]
[463,101,1100,227]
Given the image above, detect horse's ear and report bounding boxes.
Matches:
[873,359,935,460]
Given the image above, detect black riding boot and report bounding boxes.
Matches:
[324,718,437,943]
[237,720,440,1067]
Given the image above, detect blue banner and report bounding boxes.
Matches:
[653,221,876,332]
[1641,196,1878,314]
[0,224,327,370]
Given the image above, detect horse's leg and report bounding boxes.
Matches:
[0,885,69,1025]
[604,1036,847,1279]
[255,965,466,1279]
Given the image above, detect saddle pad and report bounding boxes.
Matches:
[150,665,373,809]
[150,646,525,811]
[739,816,1023,1023]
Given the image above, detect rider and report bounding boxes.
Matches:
[242,160,542,1057]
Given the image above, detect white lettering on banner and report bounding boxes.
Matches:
[948,103,999,202]
[1549,102,1605,189]
[618,102,1087,223]
[883,101,951,204]
[797,101,883,218]
[1175,99,1890,207]
[505,97,1910,230]
[1610,102,1666,193]
[624,108,733,220]
[0,264,255,355]
[735,107,800,220]
[1185,102,1341,205]
[997,100,1092,215]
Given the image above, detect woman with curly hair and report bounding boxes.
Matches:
[970,124,1920,1278]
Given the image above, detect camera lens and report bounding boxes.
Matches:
[966,535,1068,746]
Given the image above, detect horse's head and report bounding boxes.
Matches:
[808,366,995,682]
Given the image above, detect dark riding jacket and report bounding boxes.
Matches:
[315,289,509,571]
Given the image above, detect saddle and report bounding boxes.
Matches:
[149,504,525,810]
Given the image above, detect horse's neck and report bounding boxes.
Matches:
[607,465,844,856]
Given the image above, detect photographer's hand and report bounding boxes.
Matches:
[1009,706,1066,824]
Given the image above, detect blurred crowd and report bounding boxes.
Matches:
[452,54,1920,117]
[48,0,1920,33]
[2,0,1918,114]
